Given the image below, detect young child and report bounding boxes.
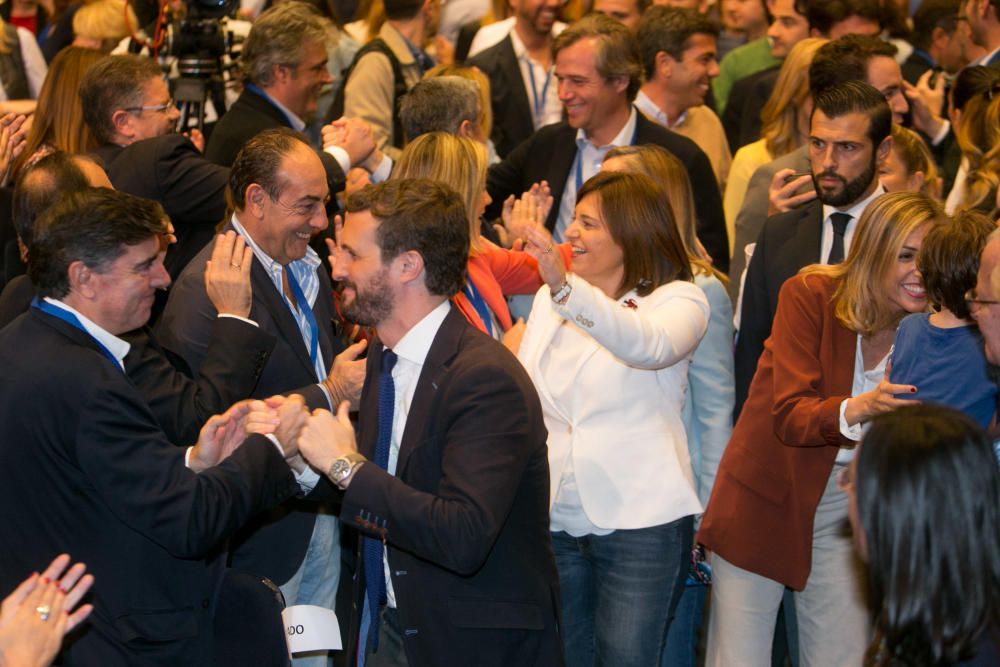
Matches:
[890,211,997,428]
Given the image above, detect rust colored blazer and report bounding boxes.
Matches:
[452,239,572,335]
[698,272,855,590]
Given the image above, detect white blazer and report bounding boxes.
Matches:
[518,274,709,530]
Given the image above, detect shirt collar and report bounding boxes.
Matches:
[822,184,886,223]
[575,105,638,150]
[634,89,687,128]
[509,28,530,60]
[230,214,321,274]
[43,297,131,368]
[390,300,451,367]
[266,94,306,132]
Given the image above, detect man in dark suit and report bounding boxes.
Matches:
[903,0,965,84]
[294,178,562,667]
[486,14,730,271]
[158,128,365,659]
[734,81,890,414]
[79,54,230,282]
[0,187,310,664]
[468,0,563,159]
[206,2,378,191]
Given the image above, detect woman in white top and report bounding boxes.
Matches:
[514,170,709,667]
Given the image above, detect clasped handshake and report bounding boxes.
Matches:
[188,394,359,479]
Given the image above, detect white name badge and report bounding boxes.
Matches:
[281,604,343,655]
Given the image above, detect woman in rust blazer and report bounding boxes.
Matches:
[698,192,947,667]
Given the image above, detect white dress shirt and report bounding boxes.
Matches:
[383,300,451,607]
[43,297,130,369]
[509,29,562,130]
[837,334,890,463]
[820,184,885,263]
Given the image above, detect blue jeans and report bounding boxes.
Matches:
[552,515,694,667]
[660,583,707,667]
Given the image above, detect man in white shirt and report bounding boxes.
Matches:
[636,6,732,188]
[294,178,562,667]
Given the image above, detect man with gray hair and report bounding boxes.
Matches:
[206,2,380,189]
[399,75,484,142]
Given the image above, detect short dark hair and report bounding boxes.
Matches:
[227,127,311,211]
[384,0,423,21]
[553,13,643,102]
[79,54,164,144]
[910,0,961,50]
[29,188,168,298]
[575,171,692,298]
[950,64,1000,112]
[345,179,468,297]
[918,211,994,319]
[858,405,1000,666]
[399,77,480,141]
[638,6,719,80]
[811,80,892,147]
[806,0,882,36]
[809,34,897,98]
[13,152,91,249]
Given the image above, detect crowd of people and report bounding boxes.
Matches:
[0,0,998,664]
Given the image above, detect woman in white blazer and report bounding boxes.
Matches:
[515,171,709,667]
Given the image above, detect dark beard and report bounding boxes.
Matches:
[813,154,878,208]
[340,269,394,328]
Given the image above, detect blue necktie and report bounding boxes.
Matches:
[360,348,397,660]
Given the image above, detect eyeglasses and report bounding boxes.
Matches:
[964,288,1000,310]
[124,98,176,114]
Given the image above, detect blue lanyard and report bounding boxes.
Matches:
[574,120,641,192]
[462,274,493,337]
[32,298,122,370]
[245,83,296,128]
[526,61,552,126]
[284,268,320,373]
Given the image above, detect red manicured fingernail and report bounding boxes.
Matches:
[910,388,917,393]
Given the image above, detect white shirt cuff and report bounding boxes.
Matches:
[324,145,352,174]
[369,155,393,183]
[218,313,258,327]
[185,446,194,468]
[931,119,951,146]
[265,434,320,493]
[839,399,863,441]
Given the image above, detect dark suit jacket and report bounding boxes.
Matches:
[901,50,934,85]
[205,88,347,196]
[469,35,536,159]
[0,273,32,328]
[335,307,563,667]
[721,66,778,154]
[0,308,298,665]
[486,111,730,272]
[700,273,854,590]
[92,134,229,281]
[734,198,822,416]
[157,231,344,584]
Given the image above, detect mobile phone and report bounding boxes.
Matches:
[783,171,811,184]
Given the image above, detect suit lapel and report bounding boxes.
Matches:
[497,37,533,138]
[793,200,824,265]
[518,302,590,426]
[544,126,581,232]
[249,259,321,380]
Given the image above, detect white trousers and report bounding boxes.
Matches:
[705,465,870,667]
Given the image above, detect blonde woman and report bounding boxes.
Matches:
[723,38,826,253]
[946,66,1000,215]
[700,192,946,667]
[879,124,941,199]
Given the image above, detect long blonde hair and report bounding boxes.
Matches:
[956,92,1000,214]
[604,144,726,284]
[760,38,826,158]
[801,192,945,336]
[889,125,941,199]
[392,132,487,253]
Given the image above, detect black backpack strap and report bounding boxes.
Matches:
[328,37,408,148]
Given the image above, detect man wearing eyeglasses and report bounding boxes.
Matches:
[80,54,230,287]
[158,128,366,667]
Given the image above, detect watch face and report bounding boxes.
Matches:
[330,458,352,481]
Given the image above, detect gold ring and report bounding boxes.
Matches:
[543,245,553,254]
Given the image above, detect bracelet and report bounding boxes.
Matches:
[551,280,572,305]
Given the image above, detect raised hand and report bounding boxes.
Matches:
[520,200,565,291]
[189,400,256,472]
[205,231,253,318]
[769,168,816,215]
[323,339,368,405]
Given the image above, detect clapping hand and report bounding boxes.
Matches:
[520,199,565,291]
[0,554,94,667]
[189,400,258,472]
[205,231,253,318]
[500,181,553,245]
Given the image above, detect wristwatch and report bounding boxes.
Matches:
[551,279,572,305]
[328,452,367,488]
